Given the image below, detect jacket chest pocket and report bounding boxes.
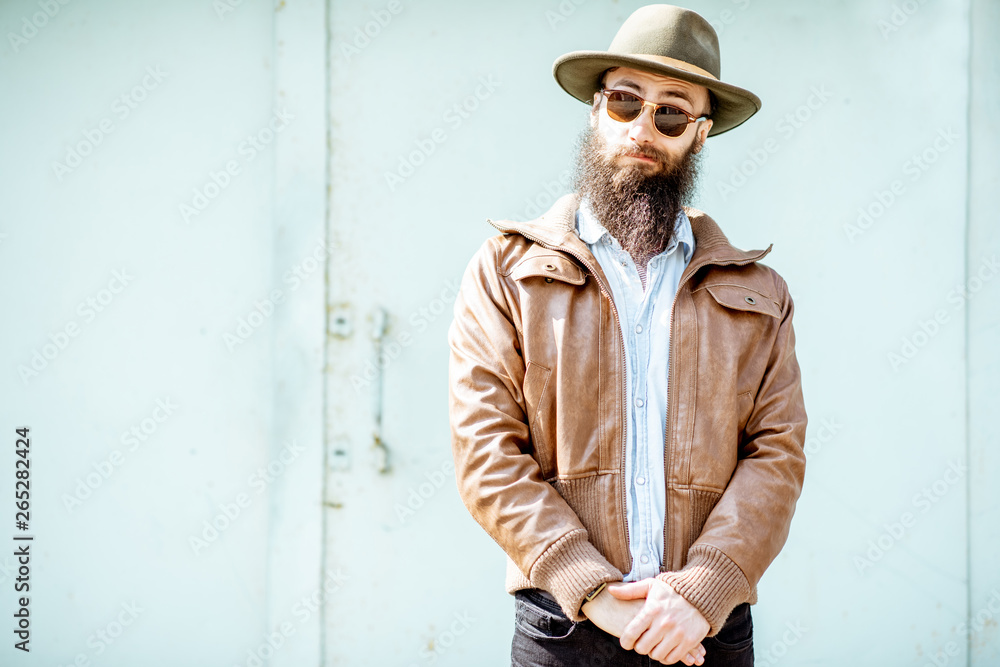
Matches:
[507,246,608,480]
[511,253,582,477]
[700,283,781,354]
[510,252,603,479]
[692,282,783,470]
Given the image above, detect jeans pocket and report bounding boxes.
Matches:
[514,591,578,641]
[706,602,753,651]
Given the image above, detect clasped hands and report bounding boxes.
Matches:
[580,578,709,665]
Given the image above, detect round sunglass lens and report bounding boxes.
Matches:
[606,92,641,122]
[654,109,688,137]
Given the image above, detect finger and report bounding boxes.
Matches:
[655,654,700,667]
[633,625,668,656]
[607,581,648,599]
[619,613,652,651]
[649,638,694,665]
[679,653,697,666]
[653,643,703,667]
[663,638,701,666]
[684,647,705,666]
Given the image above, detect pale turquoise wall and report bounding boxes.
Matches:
[968,0,1000,664]
[1,1,996,666]
[0,1,326,665]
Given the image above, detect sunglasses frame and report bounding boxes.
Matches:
[599,88,708,138]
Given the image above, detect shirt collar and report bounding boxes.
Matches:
[576,196,695,263]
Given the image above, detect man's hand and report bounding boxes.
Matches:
[581,582,706,665]
[607,578,709,665]
[580,586,645,637]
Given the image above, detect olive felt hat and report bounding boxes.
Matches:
[552,4,761,136]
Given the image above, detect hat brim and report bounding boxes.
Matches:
[553,51,761,137]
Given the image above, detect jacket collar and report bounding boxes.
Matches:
[488,193,773,272]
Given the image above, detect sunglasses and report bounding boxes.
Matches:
[600,88,708,138]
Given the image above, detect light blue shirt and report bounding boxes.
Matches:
[576,198,695,582]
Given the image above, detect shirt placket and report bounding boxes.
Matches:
[633,281,653,578]
[611,240,659,581]
[637,257,666,580]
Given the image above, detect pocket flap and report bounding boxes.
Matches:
[705,283,780,318]
[510,255,586,285]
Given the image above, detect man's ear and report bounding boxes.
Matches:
[693,119,713,151]
[590,91,601,128]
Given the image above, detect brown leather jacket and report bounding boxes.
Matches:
[447,193,807,636]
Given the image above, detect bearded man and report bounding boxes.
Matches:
[448,5,807,666]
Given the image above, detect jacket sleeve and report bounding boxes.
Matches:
[447,237,622,622]
[656,273,808,636]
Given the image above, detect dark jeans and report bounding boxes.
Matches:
[511,588,753,667]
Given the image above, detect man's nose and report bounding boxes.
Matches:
[627,107,657,144]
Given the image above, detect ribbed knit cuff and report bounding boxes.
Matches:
[655,543,752,637]
[529,529,623,622]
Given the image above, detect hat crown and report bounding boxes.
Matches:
[551,3,760,135]
[607,4,721,79]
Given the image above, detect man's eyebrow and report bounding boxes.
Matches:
[608,78,695,107]
[662,89,694,107]
[611,78,645,94]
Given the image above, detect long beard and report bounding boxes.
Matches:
[573,125,703,264]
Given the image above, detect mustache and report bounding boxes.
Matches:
[610,143,672,168]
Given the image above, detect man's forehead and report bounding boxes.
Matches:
[603,66,709,105]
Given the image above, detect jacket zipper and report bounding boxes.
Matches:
[661,254,771,571]
[488,220,633,574]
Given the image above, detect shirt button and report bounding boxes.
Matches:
[636,476,645,485]
[640,555,649,564]
[635,398,644,408]
[635,324,643,333]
